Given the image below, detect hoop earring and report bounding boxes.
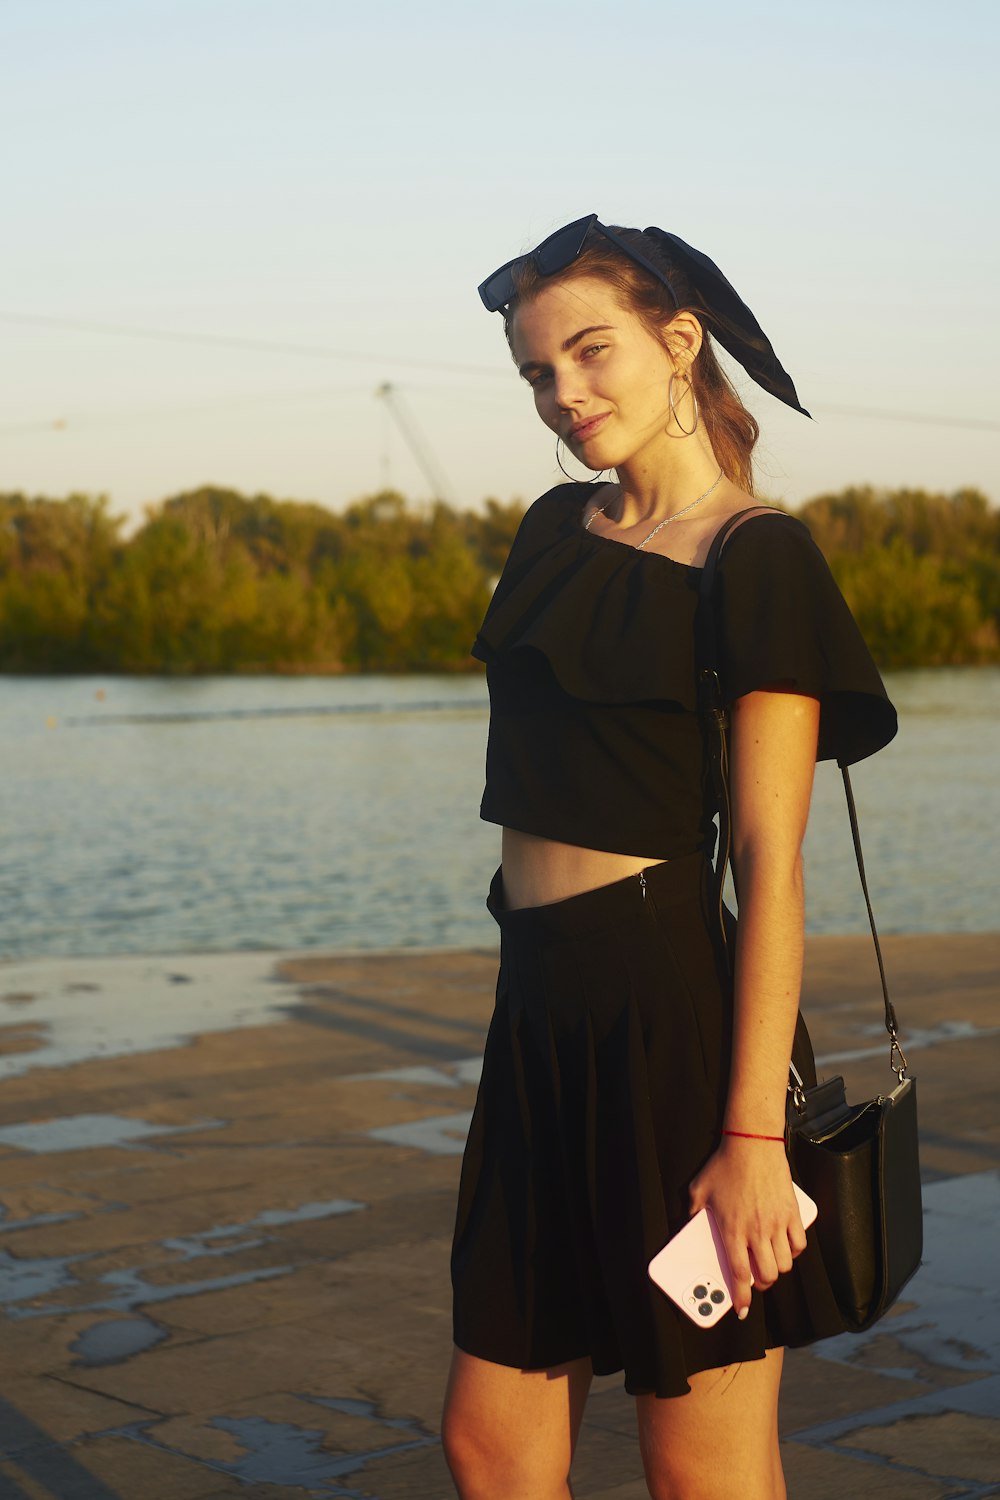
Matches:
[668,371,699,436]
[556,436,607,484]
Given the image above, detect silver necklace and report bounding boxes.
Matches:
[584,467,725,550]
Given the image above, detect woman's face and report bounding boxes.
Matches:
[509,275,680,472]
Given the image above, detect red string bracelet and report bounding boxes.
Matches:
[722,1129,785,1142]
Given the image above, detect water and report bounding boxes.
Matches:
[0,669,995,961]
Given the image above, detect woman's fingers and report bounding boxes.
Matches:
[724,1241,754,1319]
[748,1240,780,1290]
[789,1214,809,1258]
[724,1220,802,1315]
[770,1236,795,1278]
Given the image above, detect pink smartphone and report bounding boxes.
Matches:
[647,1184,818,1327]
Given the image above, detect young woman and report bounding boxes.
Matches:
[442,217,896,1500]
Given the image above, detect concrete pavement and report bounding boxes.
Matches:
[0,933,998,1498]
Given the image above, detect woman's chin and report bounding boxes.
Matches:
[569,441,617,474]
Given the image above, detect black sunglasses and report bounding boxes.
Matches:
[477,213,680,313]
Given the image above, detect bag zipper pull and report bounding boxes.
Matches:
[638,870,647,900]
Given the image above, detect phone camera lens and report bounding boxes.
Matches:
[698,1302,712,1317]
[710,1290,725,1304]
[693,1284,708,1299]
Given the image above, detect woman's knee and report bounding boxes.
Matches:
[440,1399,501,1482]
[441,1404,571,1498]
[636,1354,785,1500]
[640,1457,782,1500]
[440,1403,488,1493]
[441,1348,587,1499]
[641,1454,785,1500]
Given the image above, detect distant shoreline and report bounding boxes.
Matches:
[3,929,1000,972]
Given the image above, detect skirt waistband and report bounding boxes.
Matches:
[486,850,710,941]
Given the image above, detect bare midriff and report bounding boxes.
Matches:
[499,827,667,912]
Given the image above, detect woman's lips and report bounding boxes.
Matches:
[568,412,610,442]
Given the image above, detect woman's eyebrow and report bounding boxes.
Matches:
[518,324,615,378]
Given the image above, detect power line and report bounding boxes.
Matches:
[4,388,996,440]
[0,382,527,440]
[0,384,370,436]
[363,383,1000,432]
[817,403,1000,434]
[0,314,996,434]
[0,310,511,380]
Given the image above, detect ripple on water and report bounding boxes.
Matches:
[0,669,996,959]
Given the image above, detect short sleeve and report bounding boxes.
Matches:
[715,514,897,765]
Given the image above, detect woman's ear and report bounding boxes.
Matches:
[661,310,704,371]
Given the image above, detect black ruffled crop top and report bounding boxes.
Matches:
[472,482,897,860]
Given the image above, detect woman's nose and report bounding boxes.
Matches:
[552,366,584,409]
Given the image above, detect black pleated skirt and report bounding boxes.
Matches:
[450,851,849,1398]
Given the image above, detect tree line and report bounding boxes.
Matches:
[0,483,996,673]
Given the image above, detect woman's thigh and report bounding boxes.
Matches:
[442,1346,593,1499]
[636,1348,785,1500]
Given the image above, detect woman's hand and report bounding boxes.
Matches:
[688,1137,808,1319]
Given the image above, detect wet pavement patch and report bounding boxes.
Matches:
[166,1198,367,1247]
[0,1245,87,1303]
[105,1397,441,1496]
[346,1058,483,1088]
[367,1111,473,1155]
[210,1412,435,1489]
[72,1314,169,1366]
[0,1113,226,1154]
[160,1199,367,1260]
[0,950,305,1081]
[0,1204,82,1235]
[1,1197,367,1323]
[306,1393,435,1436]
[5,1250,295,1322]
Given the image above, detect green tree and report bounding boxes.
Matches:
[801,486,1000,667]
[3,482,995,674]
[0,493,123,669]
[833,538,991,668]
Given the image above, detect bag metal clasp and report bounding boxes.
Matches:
[889,1029,909,1084]
[787,1059,808,1115]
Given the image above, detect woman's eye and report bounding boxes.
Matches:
[525,349,604,389]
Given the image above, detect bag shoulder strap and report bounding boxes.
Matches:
[695,506,786,709]
[695,508,783,976]
[695,507,903,1061]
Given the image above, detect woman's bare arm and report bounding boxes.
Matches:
[688,685,821,1317]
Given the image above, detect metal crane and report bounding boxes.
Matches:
[375,382,456,507]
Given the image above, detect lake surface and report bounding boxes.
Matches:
[1,668,996,961]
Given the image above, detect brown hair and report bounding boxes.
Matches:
[502,227,759,494]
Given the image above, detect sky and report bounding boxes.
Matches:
[1,0,997,528]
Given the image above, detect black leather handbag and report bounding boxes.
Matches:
[695,508,923,1333]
